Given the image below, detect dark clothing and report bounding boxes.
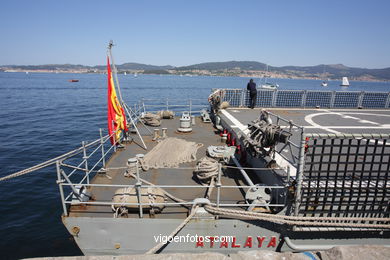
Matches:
[247,81,257,94]
[247,80,257,108]
[249,91,257,109]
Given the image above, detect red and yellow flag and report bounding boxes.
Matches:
[107,56,127,144]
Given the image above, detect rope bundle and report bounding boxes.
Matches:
[140,137,203,169]
[142,113,161,127]
[193,156,219,182]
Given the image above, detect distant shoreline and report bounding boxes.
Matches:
[1,61,390,81]
[1,69,388,83]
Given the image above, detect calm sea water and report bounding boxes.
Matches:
[0,72,389,259]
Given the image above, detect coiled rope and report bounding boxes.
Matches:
[193,156,219,182]
[142,113,161,127]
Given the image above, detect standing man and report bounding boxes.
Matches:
[247,79,257,109]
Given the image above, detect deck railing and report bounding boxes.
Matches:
[134,98,209,115]
[56,139,287,217]
[220,89,390,108]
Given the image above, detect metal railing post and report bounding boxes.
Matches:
[166,98,169,111]
[301,90,307,107]
[99,128,106,168]
[358,91,364,108]
[217,163,222,208]
[240,89,245,107]
[136,160,143,218]
[189,99,192,115]
[142,98,146,113]
[272,90,277,107]
[386,92,390,108]
[113,130,117,153]
[293,129,306,216]
[56,160,68,216]
[82,141,89,184]
[330,91,336,108]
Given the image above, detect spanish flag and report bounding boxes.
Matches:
[107,56,128,144]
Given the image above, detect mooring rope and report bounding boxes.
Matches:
[145,205,199,254]
[0,135,109,182]
[204,205,390,229]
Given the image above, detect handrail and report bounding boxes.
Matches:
[219,88,390,109]
[61,183,286,189]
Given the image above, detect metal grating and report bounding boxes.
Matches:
[276,90,304,107]
[222,89,242,107]
[362,92,389,108]
[243,90,274,107]
[298,135,390,223]
[256,90,274,107]
[218,89,390,109]
[333,92,360,108]
[305,91,332,108]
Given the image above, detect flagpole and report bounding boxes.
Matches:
[107,40,124,106]
[106,40,147,150]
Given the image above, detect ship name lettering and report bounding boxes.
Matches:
[196,236,278,249]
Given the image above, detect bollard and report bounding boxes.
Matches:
[162,128,168,139]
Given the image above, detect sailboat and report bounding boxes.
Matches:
[261,64,279,89]
[340,77,350,86]
[321,65,328,87]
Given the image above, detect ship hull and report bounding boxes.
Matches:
[63,216,389,255]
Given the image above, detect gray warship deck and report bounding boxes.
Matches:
[68,116,249,219]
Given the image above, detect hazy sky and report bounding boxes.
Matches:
[1,0,389,68]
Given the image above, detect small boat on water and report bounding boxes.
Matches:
[321,65,328,87]
[69,79,79,82]
[261,64,279,89]
[340,77,349,86]
[260,82,279,90]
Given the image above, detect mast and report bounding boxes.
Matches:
[107,40,124,105]
[106,40,148,150]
